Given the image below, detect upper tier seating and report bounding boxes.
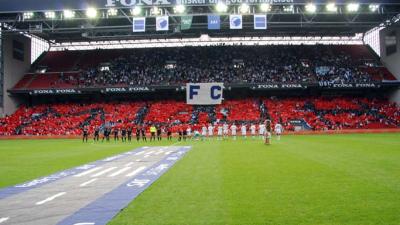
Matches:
[13,45,397,90]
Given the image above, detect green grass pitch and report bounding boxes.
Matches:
[1,133,400,225]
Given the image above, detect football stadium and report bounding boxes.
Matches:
[0,0,400,224]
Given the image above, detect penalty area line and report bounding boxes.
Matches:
[35,192,66,205]
[0,218,9,224]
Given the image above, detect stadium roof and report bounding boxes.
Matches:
[0,0,399,43]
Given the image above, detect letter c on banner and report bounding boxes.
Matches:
[210,86,222,100]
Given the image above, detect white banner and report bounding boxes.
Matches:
[230,15,242,29]
[186,83,224,105]
[156,16,169,31]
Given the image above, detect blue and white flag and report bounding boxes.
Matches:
[156,16,169,31]
[254,15,267,30]
[208,15,220,30]
[230,15,242,29]
[132,17,146,32]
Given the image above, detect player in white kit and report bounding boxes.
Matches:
[230,123,237,140]
[241,124,247,139]
[208,124,214,140]
[274,123,283,141]
[201,125,207,141]
[223,122,229,140]
[259,123,266,139]
[217,124,223,140]
[186,126,192,138]
[250,124,256,139]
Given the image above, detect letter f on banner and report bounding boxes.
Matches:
[189,85,200,99]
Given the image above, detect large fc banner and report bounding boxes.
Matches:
[186,83,224,105]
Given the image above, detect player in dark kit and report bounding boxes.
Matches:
[141,126,147,142]
[82,126,89,143]
[157,125,162,141]
[135,126,141,142]
[121,127,127,142]
[127,127,132,142]
[183,126,188,141]
[265,120,272,145]
[178,127,183,142]
[94,126,100,142]
[103,128,111,142]
[167,126,172,141]
[113,128,119,142]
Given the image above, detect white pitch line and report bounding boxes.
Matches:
[79,178,98,187]
[91,167,118,177]
[144,151,155,155]
[154,150,164,155]
[165,150,173,155]
[143,155,150,158]
[125,162,134,167]
[126,166,147,177]
[35,192,66,205]
[74,167,103,177]
[109,167,132,177]
[0,218,9,223]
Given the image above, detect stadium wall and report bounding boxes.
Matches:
[380,26,400,105]
[0,34,30,116]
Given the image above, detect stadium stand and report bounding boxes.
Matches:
[0,97,399,136]
[12,45,397,90]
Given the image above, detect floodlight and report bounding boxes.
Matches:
[131,7,142,16]
[86,7,98,19]
[347,3,360,12]
[283,5,294,13]
[216,2,228,13]
[45,11,56,19]
[326,3,337,13]
[239,3,250,14]
[174,5,186,14]
[260,3,271,12]
[151,6,161,15]
[23,12,34,20]
[369,4,379,12]
[305,3,317,13]
[63,10,75,19]
[107,8,118,16]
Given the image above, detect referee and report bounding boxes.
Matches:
[150,125,157,142]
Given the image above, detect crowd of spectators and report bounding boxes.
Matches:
[50,45,381,87]
[0,97,399,136]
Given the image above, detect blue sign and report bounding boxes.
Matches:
[133,17,146,32]
[254,15,267,30]
[208,15,221,30]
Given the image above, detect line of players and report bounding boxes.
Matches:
[82,122,283,144]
